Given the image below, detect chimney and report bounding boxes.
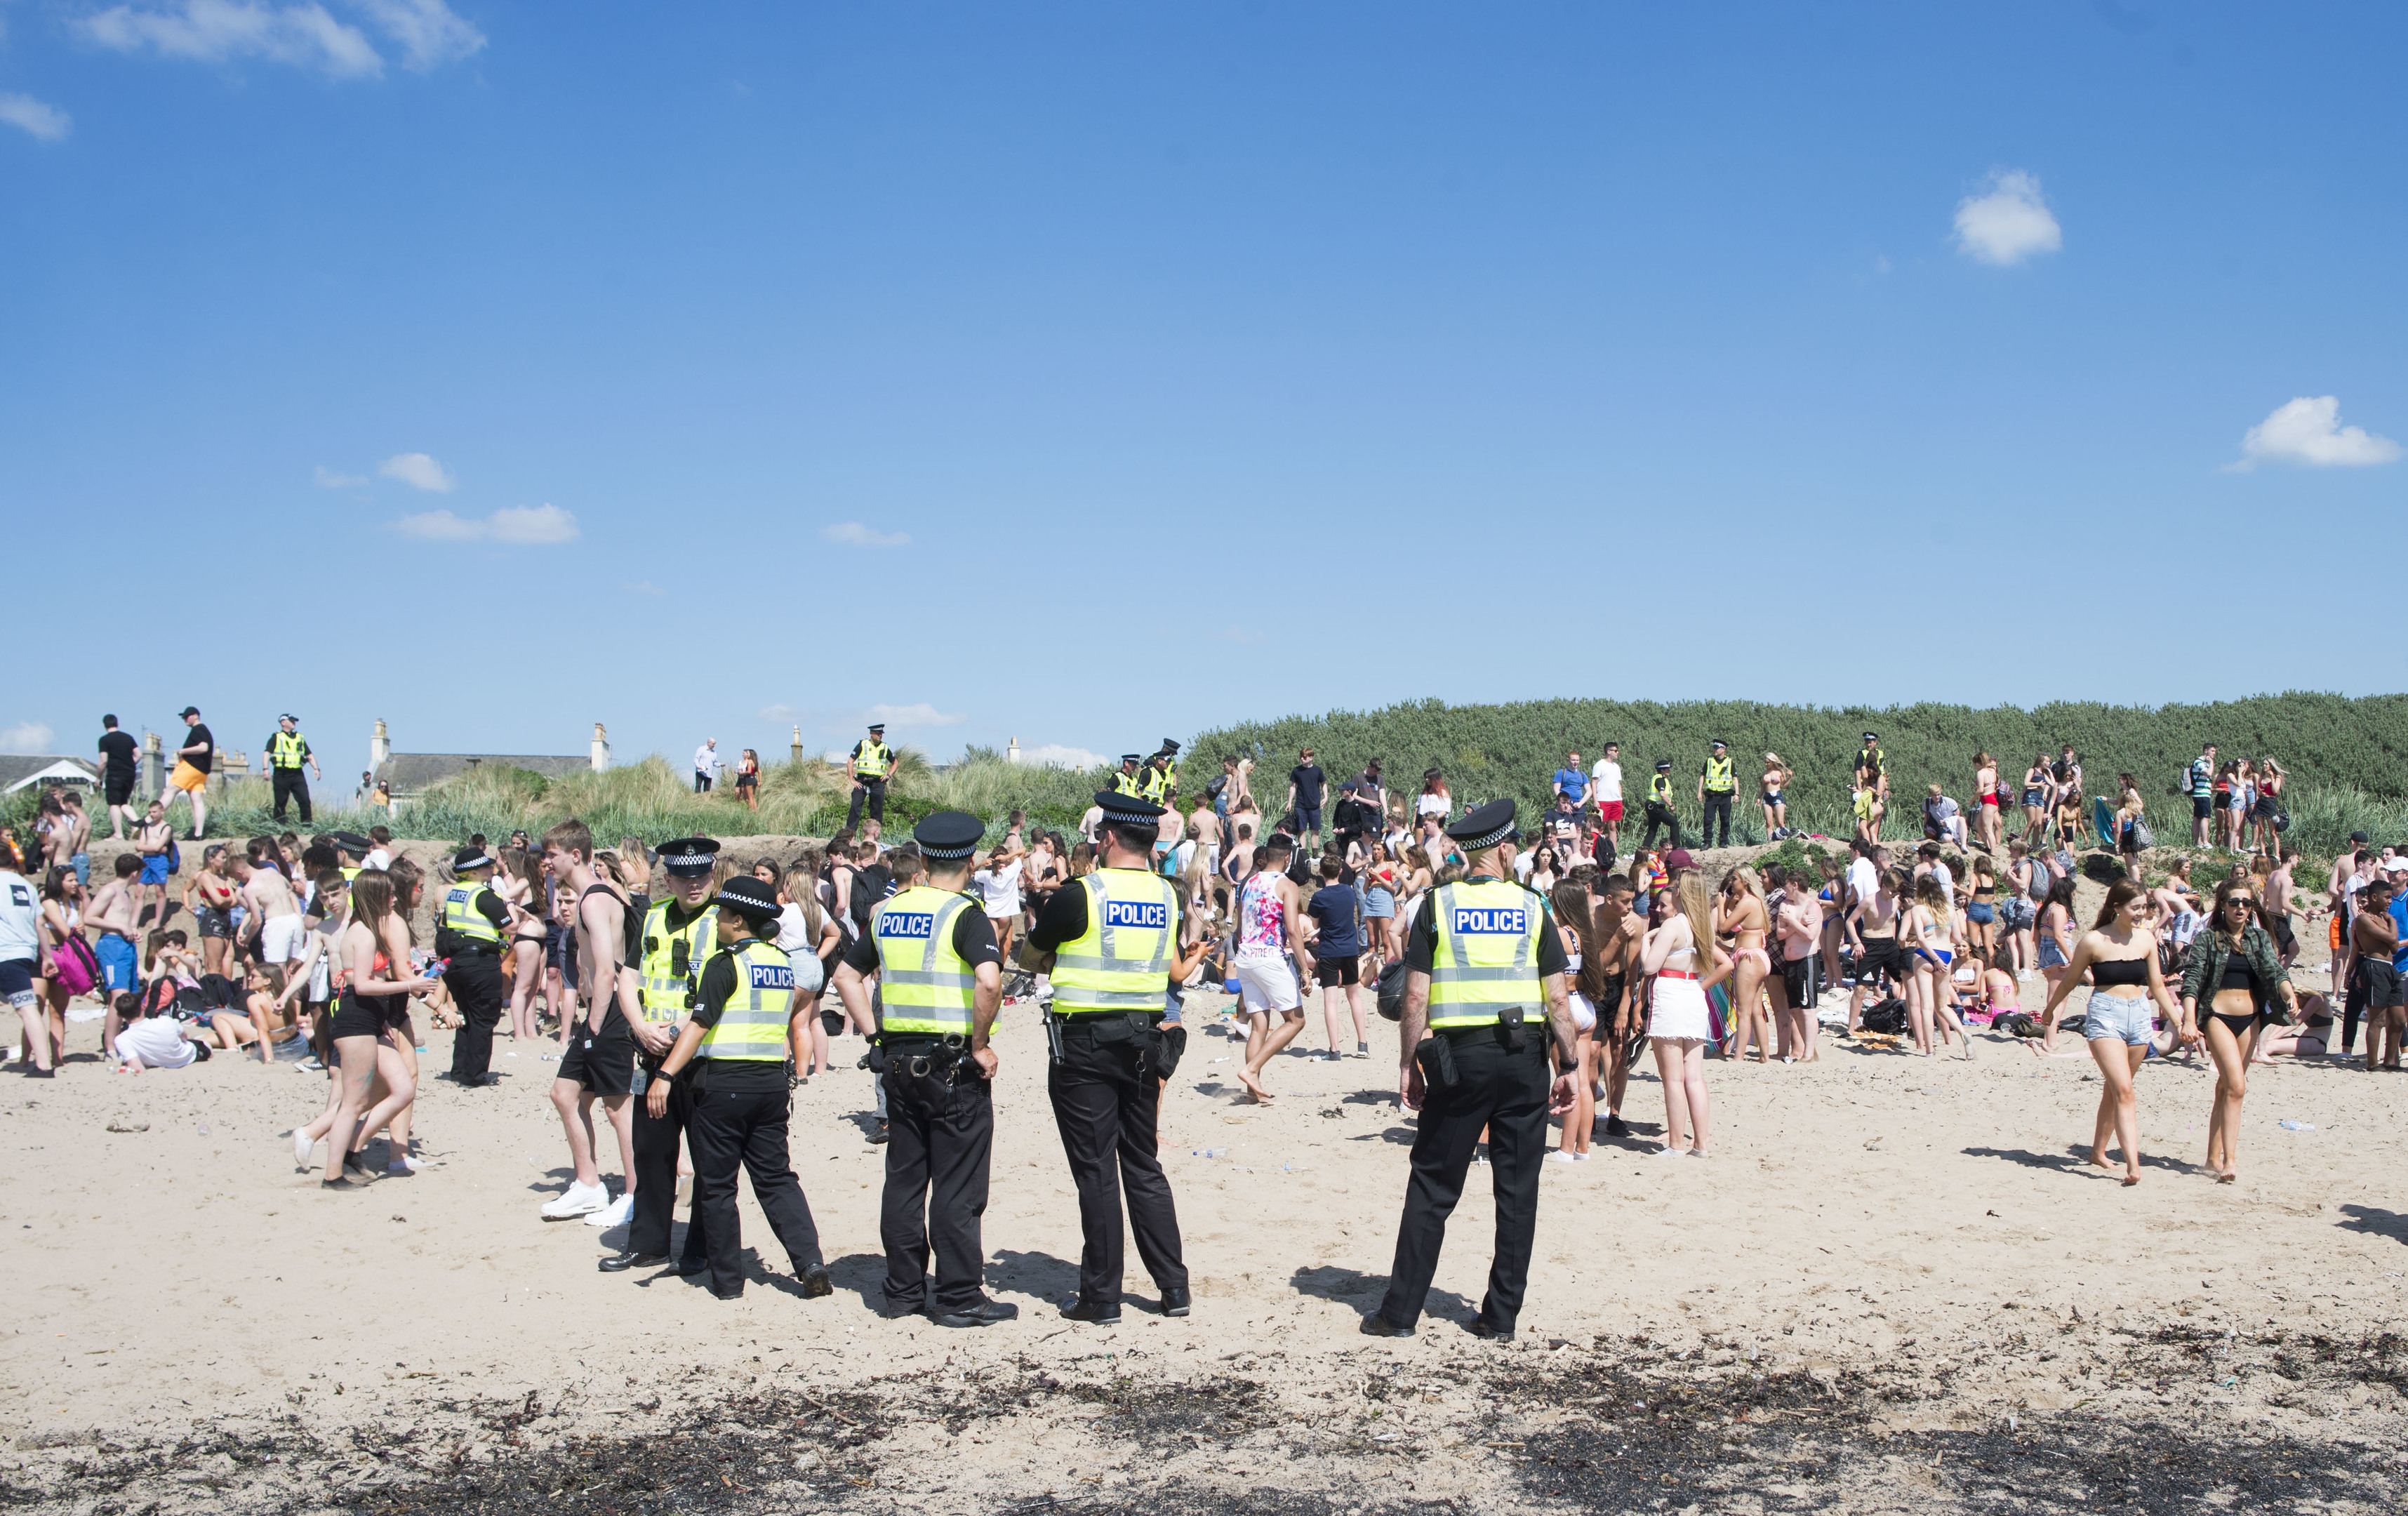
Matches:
[790,726,804,769]
[1007,737,1022,765]
[370,718,390,773]
[591,722,611,773]
[141,731,164,801]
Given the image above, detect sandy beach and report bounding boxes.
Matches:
[6,839,2407,1512]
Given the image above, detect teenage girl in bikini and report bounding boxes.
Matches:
[1715,867,1773,1063]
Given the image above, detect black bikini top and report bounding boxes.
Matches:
[2092,956,2150,987]
[2220,957,2261,992]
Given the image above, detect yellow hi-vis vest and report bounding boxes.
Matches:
[693,938,794,1060]
[1703,755,1736,793]
[1140,764,1172,804]
[1424,877,1544,1029]
[270,731,308,769]
[440,879,503,948]
[1112,767,1145,797]
[1049,868,1178,1016]
[854,740,892,780]
[1649,773,1673,805]
[871,885,979,1037]
[639,899,717,1024]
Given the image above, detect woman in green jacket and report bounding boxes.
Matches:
[2180,873,2301,1184]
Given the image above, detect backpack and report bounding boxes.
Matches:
[1374,959,1410,1021]
[1861,997,1909,1035]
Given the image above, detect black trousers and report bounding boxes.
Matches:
[1376,1029,1549,1333]
[1701,792,1734,848]
[694,773,712,793]
[270,768,312,822]
[1640,801,1682,850]
[687,1079,825,1297]
[2342,958,2367,1055]
[444,953,507,1081]
[846,777,888,829]
[628,1064,705,1263]
[1047,1025,1187,1306]
[881,1063,995,1312]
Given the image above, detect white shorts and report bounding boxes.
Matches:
[1569,992,1597,1034]
[258,913,309,964]
[1648,975,1712,1041]
[1234,956,1301,1013]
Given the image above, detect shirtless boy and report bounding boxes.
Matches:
[1590,874,1644,1137]
[234,852,305,1039]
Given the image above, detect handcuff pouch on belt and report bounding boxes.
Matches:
[1046,1011,1179,1075]
[1498,1004,1530,1053]
[880,1032,971,1085]
[1413,1034,1461,1091]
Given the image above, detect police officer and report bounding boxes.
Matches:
[437,845,512,1086]
[1641,761,1682,850]
[264,714,320,823]
[1024,790,1192,1324]
[1363,799,1576,1342]
[846,724,893,830]
[1140,740,1180,806]
[601,836,720,1274]
[830,811,1015,1326]
[1698,740,1737,849]
[646,876,832,1301]
[1110,754,1146,797]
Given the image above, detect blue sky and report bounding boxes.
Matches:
[4,2,2401,776]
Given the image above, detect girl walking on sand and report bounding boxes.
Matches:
[2030,879,2195,1185]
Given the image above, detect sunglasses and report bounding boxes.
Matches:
[2224,899,2256,910]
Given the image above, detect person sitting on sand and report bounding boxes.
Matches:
[110,988,206,1072]
[2254,991,2334,1062]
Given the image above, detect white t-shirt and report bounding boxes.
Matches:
[1590,759,1623,803]
[1512,851,1536,882]
[1846,858,1879,908]
[114,1017,196,1069]
[1078,805,1104,844]
[773,902,820,955]
[974,867,1022,918]
[1928,861,1955,896]
[693,744,722,778]
[364,848,392,871]
[0,872,40,962]
[1416,792,1451,820]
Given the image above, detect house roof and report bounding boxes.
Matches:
[0,756,102,794]
[373,753,590,792]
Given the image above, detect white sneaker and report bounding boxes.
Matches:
[293,1129,315,1167]
[541,1181,608,1220]
[585,1192,634,1228]
[1547,1151,1576,1164]
[388,1155,425,1175]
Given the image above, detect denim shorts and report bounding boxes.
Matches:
[2082,992,2154,1046]
[2037,937,2068,969]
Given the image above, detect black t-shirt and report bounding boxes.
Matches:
[1027,871,1184,955]
[840,893,1002,978]
[1403,877,1569,978]
[1289,764,1326,810]
[180,723,215,771]
[96,730,138,779]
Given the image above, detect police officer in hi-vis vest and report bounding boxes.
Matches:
[265,714,320,823]
[846,723,893,831]
[1025,790,1193,1324]
[830,811,1014,1327]
[1640,760,1683,851]
[1363,799,1577,1343]
[1140,739,1179,806]
[1697,739,1738,849]
[437,845,512,1086]
[1110,754,1146,798]
[645,876,833,1301]
[601,836,721,1274]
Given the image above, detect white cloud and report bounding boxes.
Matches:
[1023,743,1105,771]
[391,503,580,545]
[0,721,58,754]
[378,451,455,491]
[867,703,962,729]
[624,579,665,597]
[349,0,482,69]
[2231,396,2402,471]
[1953,169,2062,266]
[822,521,910,549]
[313,464,366,488]
[81,1,385,79]
[0,92,72,142]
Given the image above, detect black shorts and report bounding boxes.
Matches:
[1779,955,1815,1007]
[0,958,35,1004]
[1315,953,1360,988]
[328,991,392,1040]
[2192,797,2213,820]
[557,1011,637,1096]
[2363,959,2407,1011]
[105,773,135,806]
[197,906,234,940]
[1857,938,1910,985]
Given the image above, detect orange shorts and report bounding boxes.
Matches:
[168,761,208,793]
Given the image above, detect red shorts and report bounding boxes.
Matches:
[1980,794,2000,806]
[1599,801,1624,821]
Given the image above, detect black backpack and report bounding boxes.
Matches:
[1861,997,1909,1035]
[1375,959,1410,1021]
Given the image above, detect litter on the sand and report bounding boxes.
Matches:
[2277,1120,2315,1132]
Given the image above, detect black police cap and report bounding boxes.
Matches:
[1094,790,1166,831]
[1654,760,1672,771]
[1445,799,1518,851]
[712,876,780,924]
[657,836,721,878]
[1119,753,1142,765]
[451,846,495,872]
[1159,738,1181,753]
[913,810,985,862]
[328,830,375,856]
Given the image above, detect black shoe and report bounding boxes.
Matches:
[1060,1296,1122,1325]
[1464,1317,1516,1343]
[599,1251,669,1273]
[711,1286,744,1301]
[879,1300,926,1320]
[1359,1313,1414,1338]
[342,1152,374,1178]
[930,1300,1020,1329]
[22,1067,55,1079]
[797,1265,834,1298]
[1603,1113,1630,1138]
[1159,1285,1191,1317]
[668,1256,709,1277]
[870,1121,889,1145]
